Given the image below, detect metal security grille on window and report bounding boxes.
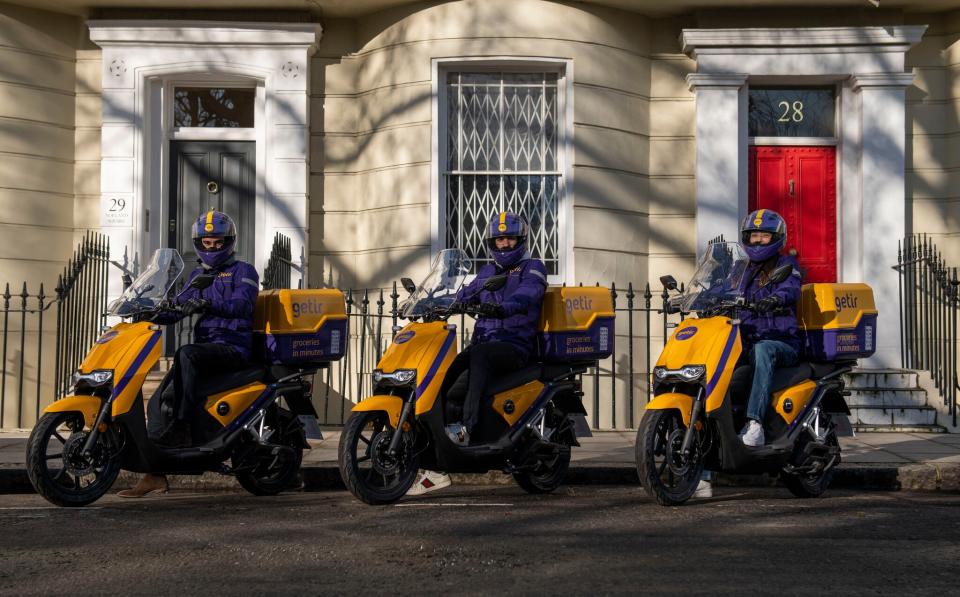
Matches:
[445,72,560,275]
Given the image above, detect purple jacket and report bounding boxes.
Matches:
[155,259,260,359]
[458,259,548,358]
[739,254,802,352]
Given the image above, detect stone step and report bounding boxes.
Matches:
[845,369,919,390]
[849,404,938,427]
[853,423,947,433]
[844,387,928,408]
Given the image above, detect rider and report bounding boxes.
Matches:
[737,209,803,447]
[119,210,260,498]
[452,212,549,445]
[408,212,548,495]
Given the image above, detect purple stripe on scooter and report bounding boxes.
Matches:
[110,331,161,401]
[416,331,455,397]
[704,324,738,398]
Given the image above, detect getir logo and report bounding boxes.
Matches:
[565,297,593,312]
[834,294,859,312]
[292,300,326,318]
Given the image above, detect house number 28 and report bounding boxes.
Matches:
[778,100,804,123]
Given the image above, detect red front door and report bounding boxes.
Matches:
[748,146,837,283]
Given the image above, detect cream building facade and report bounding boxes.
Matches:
[1,0,958,426]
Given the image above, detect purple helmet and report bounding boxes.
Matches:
[191,210,237,269]
[485,212,529,269]
[740,209,787,262]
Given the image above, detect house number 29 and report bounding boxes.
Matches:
[778,100,804,123]
[108,198,127,212]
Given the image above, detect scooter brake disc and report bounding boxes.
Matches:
[62,432,99,476]
[369,430,407,476]
[664,428,693,477]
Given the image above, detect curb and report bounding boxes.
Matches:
[3,462,959,495]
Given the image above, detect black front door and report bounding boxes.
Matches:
[169,141,255,266]
[167,141,255,354]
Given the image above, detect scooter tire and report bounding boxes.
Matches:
[234,408,305,496]
[27,412,120,507]
[781,428,839,498]
[338,411,419,505]
[235,446,303,496]
[513,450,571,494]
[636,409,702,506]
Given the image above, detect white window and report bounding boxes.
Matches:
[439,69,567,278]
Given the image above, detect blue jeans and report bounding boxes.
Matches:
[746,340,799,423]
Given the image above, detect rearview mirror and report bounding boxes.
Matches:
[189,273,216,290]
[400,277,417,294]
[768,264,793,285]
[659,275,678,292]
[483,274,508,292]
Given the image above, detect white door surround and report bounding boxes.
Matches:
[681,26,926,367]
[88,20,322,289]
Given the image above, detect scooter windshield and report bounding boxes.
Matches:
[400,248,471,319]
[679,242,749,313]
[106,249,185,317]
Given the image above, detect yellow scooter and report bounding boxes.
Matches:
[338,249,615,504]
[26,249,347,506]
[638,242,877,505]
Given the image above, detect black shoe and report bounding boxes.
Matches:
[156,422,192,448]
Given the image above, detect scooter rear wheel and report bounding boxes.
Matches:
[338,411,419,505]
[781,422,840,498]
[26,412,120,507]
[513,449,571,494]
[637,409,703,506]
[234,406,305,496]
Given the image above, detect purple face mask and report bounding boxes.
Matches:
[197,238,236,269]
[491,243,528,269]
[742,237,784,262]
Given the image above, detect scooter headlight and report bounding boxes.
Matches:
[372,368,417,387]
[653,365,706,383]
[70,369,114,391]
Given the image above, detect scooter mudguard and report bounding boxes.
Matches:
[352,395,403,428]
[645,393,694,426]
[43,395,102,428]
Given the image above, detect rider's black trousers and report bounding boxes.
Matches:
[171,343,244,421]
[462,341,527,434]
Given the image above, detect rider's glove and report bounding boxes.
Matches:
[181,297,211,316]
[755,296,781,314]
[476,302,506,319]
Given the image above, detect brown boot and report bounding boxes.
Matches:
[117,474,169,498]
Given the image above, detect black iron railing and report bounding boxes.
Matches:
[895,234,959,427]
[0,233,111,428]
[310,282,682,430]
[263,232,293,290]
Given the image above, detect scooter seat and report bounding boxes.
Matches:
[769,363,813,394]
[540,363,588,381]
[196,365,267,397]
[486,364,543,395]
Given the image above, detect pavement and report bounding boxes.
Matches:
[2,486,959,595]
[2,428,960,493]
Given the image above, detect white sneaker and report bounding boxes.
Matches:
[406,470,452,496]
[740,420,765,447]
[693,480,713,499]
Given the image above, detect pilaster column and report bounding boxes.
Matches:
[851,72,914,367]
[687,73,749,255]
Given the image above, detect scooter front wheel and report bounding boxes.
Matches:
[338,410,419,505]
[636,409,703,506]
[26,412,121,507]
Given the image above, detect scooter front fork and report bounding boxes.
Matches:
[387,396,415,456]
[680,388,705,458]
